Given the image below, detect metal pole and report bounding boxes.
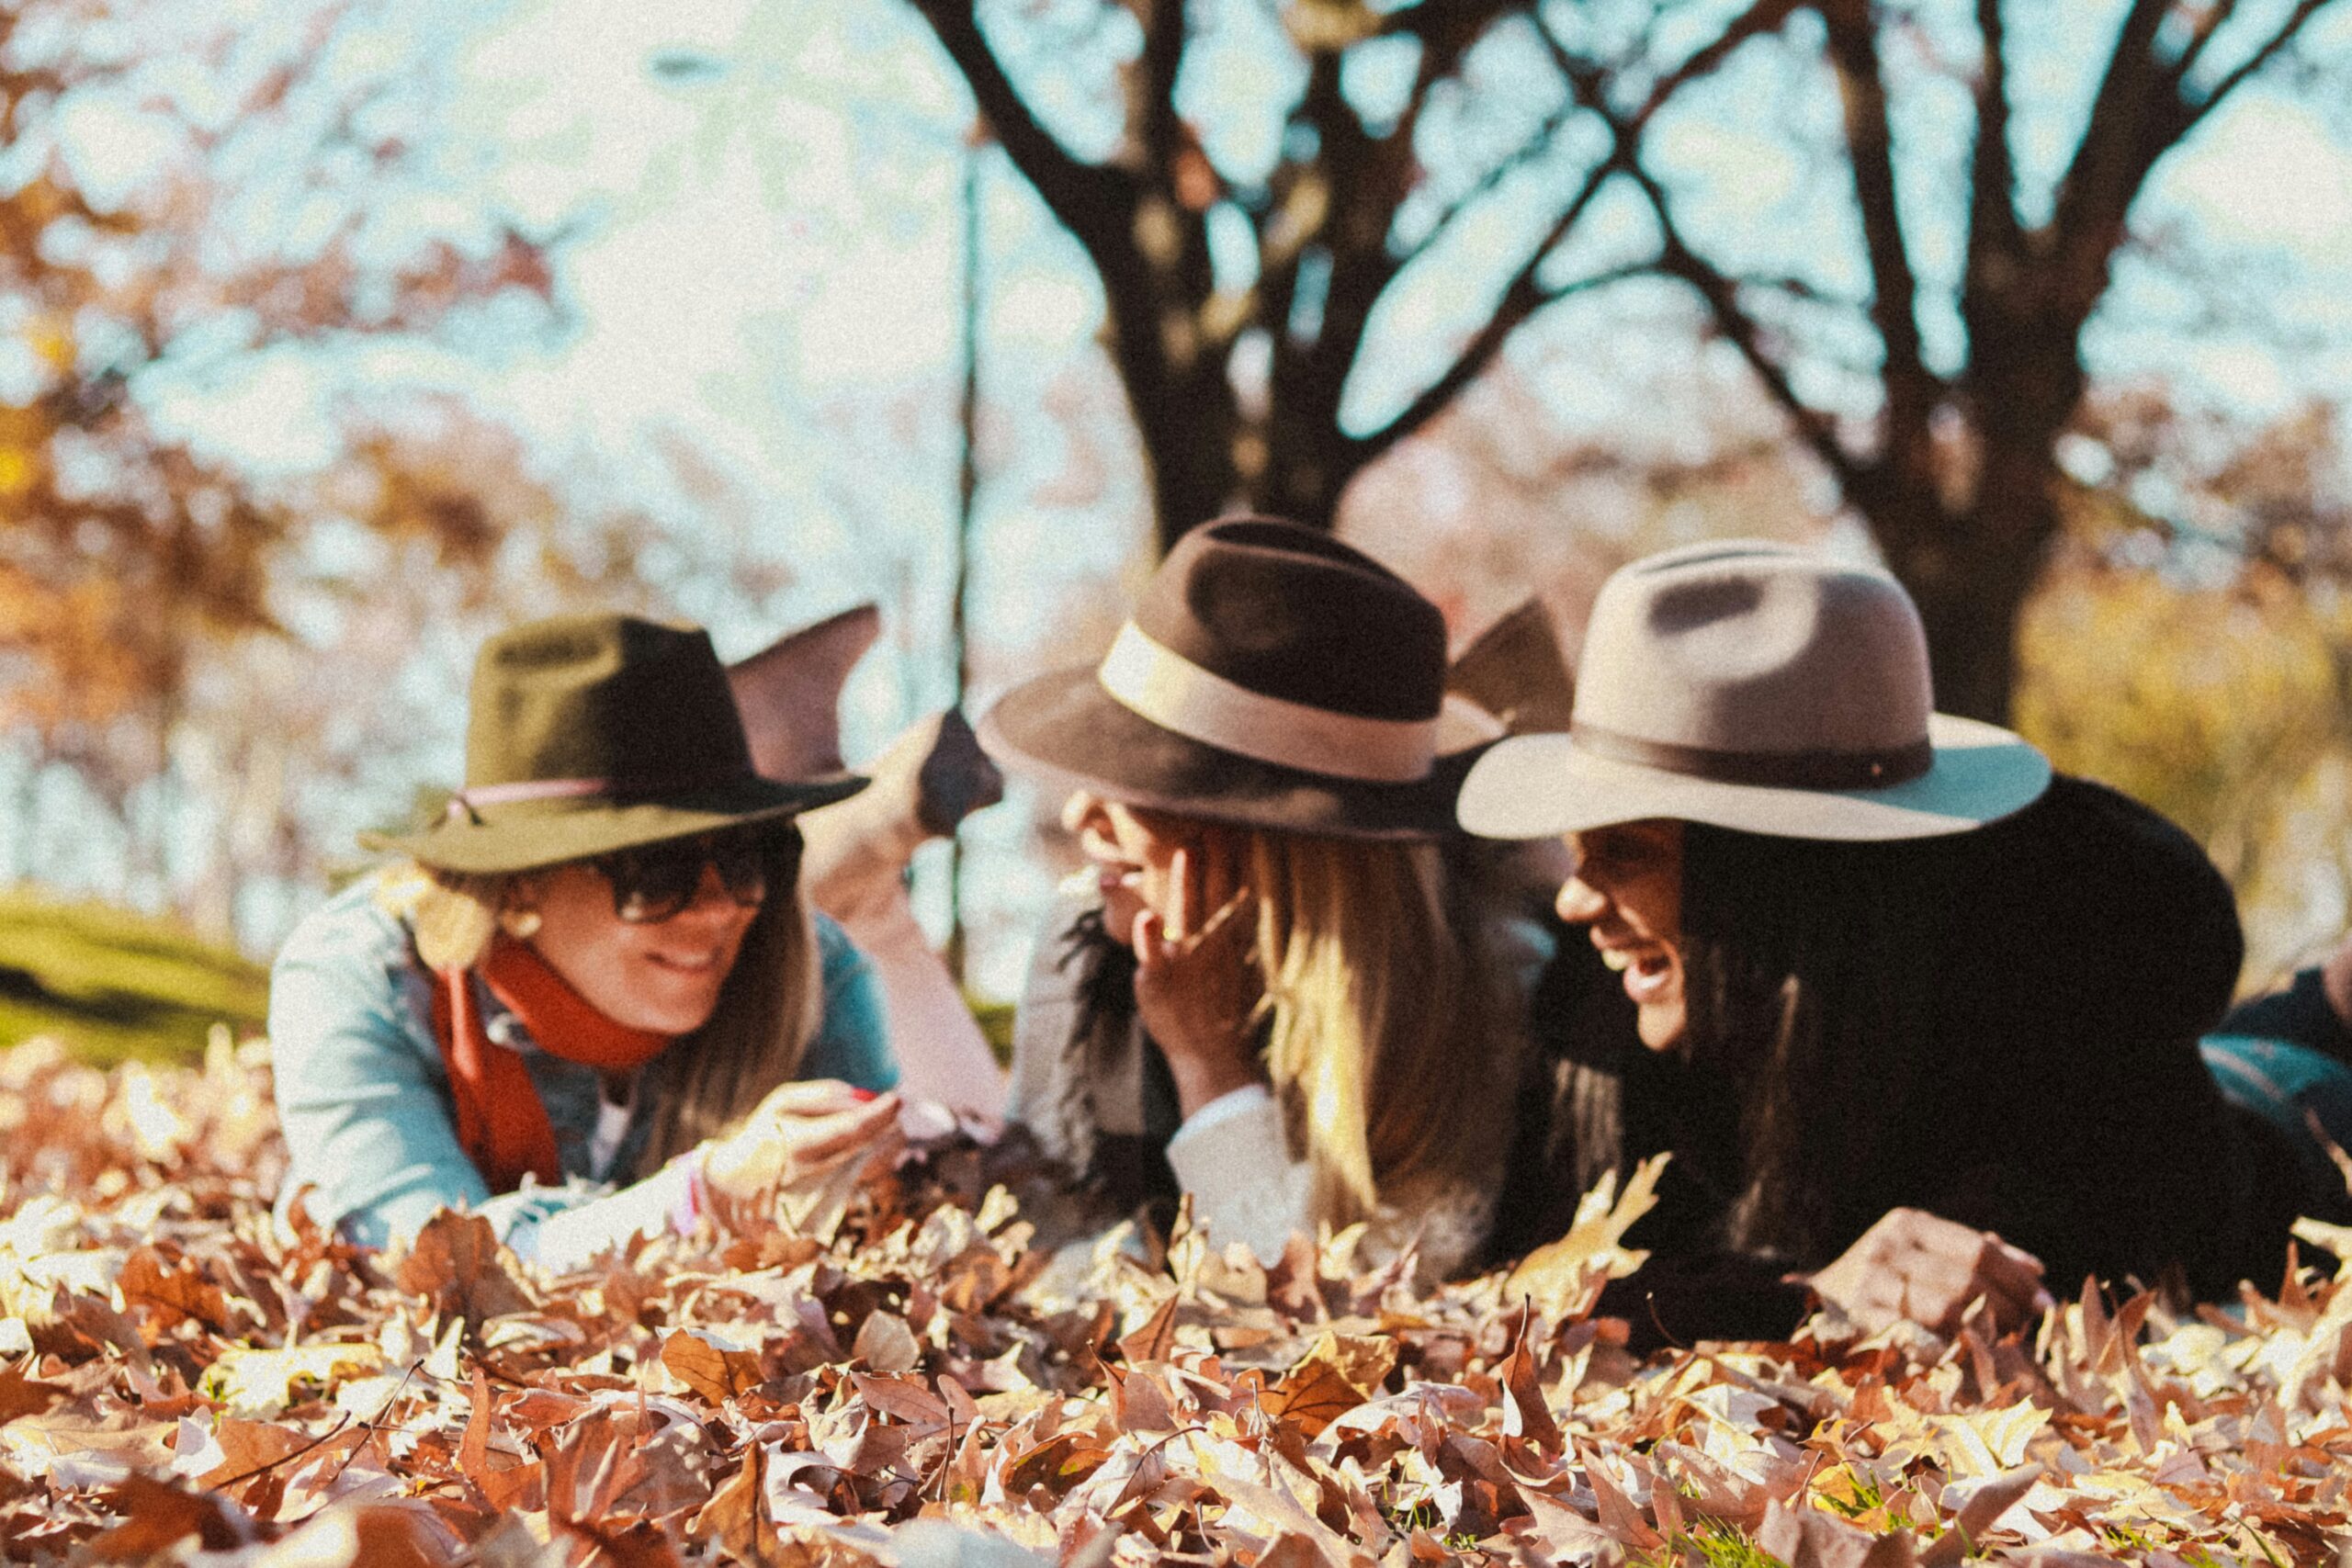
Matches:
[944,130,983,983]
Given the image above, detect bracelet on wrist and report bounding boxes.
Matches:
[668,1148,709,1238]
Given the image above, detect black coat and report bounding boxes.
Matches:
[1492,775,2311,1348]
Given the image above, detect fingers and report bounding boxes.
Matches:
[1813,1209,2053,1337]
[1167,844,1195,942]
[1132,908,1167,972]
[784,1092,903,1163]
[855,1127,910,1182]
[752,1078,876,1119]
[1968,1234,2047,1305]
[1193,882,1253,943]
[1198,830,1236,920]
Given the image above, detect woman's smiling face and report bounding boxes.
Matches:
[518,861,759,1033]
[1555,819,1688,1050]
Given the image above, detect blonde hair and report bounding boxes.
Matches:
[383,856,821,1177]
[1238,829,1510,1229]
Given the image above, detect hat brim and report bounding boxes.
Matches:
[1457,713,2052,843]
[979,666,1476,841]
[359,771,868,874]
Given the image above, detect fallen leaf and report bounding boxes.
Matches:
[394,1212,533,1324]
[199,1343,385,1419]
[0,1367,66,1424]
[1116,1293,1179,1365]
[661,1329,763,1404]
[1498,1304,1565,1452]
[119,1247,235,1334]
[1264,1332,1391,1439]
[85,1475,244,1560]
[1506,1153,1668,1320]
[851,1310,921,1374]
[1758,1498,1917,1568]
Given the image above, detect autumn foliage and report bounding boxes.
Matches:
[1,1035,2349,1565]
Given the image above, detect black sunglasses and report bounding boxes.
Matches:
[590,826,801,924]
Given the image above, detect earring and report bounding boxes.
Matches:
[499,907,542,940]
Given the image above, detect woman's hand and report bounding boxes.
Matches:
[700,1078,903,1216]
[1133,838,1265,1118]
[1804,1207,2052,1337]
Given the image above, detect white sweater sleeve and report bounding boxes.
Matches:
[1164,1088,1498,1281]
[1163,1087,1313,1265]
[505,1157,698,1274]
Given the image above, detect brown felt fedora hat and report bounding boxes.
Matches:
[362,613,866,874]
[1458,540,2052,842]
[979,516,1500,840]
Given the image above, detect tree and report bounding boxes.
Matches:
[902,0,1688,547]
[0,0,553,926]
[907,0,2347,720]
[2016,390,2352,981]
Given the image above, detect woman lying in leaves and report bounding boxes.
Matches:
[267,614,903,1268]
[980,517,1527,1279]
[1467,541,2346,1348]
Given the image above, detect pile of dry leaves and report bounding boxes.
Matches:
[3,1033,2351,1567]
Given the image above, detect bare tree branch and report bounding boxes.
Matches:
[2163,0,2240,88]
[1349,155,1631,470]
[1636,167,1872,504]
[1377,0,1530,45]
[1354,0,1807,467]
[905,1,1139,268]
[1627,0,1808,120]
[1343,0,1537,284]
[2049,0,2176,264]
[1966,0,2024,268]
[1407,96,1585,269]
[1821,0,1939,471]
[1135,0,1188,182]
[1737,272,1862,310]
[1384,0,1532,199]
[2175,0,2335,138]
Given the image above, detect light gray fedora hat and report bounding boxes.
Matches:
[1457,539,2052,842]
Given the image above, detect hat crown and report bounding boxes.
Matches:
[1574,542,1932,757]
[466,614,757,792]
[1136,516,1447,722]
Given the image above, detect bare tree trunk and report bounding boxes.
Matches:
[1129,352,1244,551]
[1898,537,2040,728]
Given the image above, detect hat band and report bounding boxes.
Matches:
[1097,622,1437,784]
[1570,721,1934,792]
[445,771,752,823]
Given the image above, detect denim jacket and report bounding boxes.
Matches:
[268,874,896,1260]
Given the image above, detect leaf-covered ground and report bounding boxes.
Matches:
[2,1036,2348,1567]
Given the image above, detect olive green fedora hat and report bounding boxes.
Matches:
[361,613,867,874]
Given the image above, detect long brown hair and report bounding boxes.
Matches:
[385,854,821,1178]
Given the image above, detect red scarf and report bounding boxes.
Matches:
[429,938,675,1193]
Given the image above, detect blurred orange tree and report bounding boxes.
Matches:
[0,0,557,926]
[2018,394,2352,988]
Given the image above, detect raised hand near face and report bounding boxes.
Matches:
[1133,836,1265,1119]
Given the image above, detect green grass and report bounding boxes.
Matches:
[0,888,267,1066]
[1634,1521,1790,1568]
